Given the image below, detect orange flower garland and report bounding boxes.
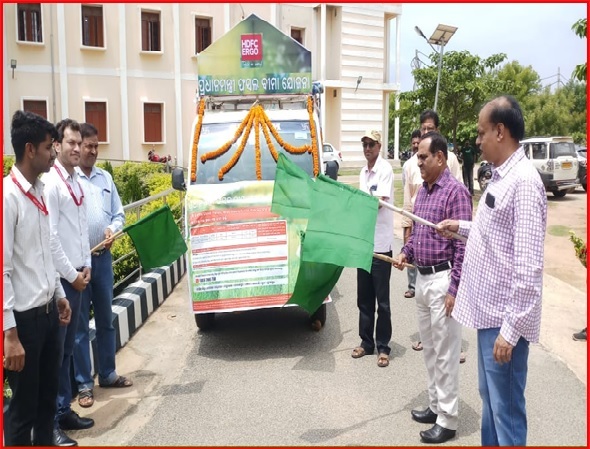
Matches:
[195,98,321,181]
[307,96,320,176]
[190,98,206,182]
[218,107,255,180]
[254,107,262,180]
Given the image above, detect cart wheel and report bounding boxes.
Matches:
[195,313,215,331]
[310,304,327,331]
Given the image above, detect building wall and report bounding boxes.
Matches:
[4,3,401,167]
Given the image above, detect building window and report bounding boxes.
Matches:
[291,28,304,45]
[17,4,43,43]
[141,11,161,52]
[144,103,162,142]
[84,102,108,142]
[23,100,47,119]
[195,17,211,54]
[81,5,104,47]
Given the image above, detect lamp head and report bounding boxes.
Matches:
[414,26,426,39]
[10,59,17,69]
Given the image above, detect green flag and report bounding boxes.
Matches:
[270,153,312,219]
[124,205,187,271]
[303,174,378,272]
[286,262,343,314]
[271,154,379,313]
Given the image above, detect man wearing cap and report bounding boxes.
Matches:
[351,129,394,368]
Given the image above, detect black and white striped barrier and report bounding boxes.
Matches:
[87,255,187,375]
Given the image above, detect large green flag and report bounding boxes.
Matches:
[271,154,378,313]
[125,205,187,271]
[304,174,378,272]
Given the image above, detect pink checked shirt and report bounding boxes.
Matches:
[452,147,547,346]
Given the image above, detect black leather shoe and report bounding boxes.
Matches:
[53,428,78,446]
[420,424,456,444]
[411,407,437,424]
[59,410,95,430]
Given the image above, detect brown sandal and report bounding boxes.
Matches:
[78,389,94,408]
[100,375,133,388]
[404,290,415,298]
[377,353,389,367]
[351,346,367,359]
[412,341,423,351]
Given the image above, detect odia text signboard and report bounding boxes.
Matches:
[197,14,312,96]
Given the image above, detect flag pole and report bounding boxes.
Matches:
[377,200,467,243]
[373,252,415,269]
[90,230,125,253]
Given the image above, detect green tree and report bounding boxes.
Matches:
[572,19,587,82]
[393,50,506,151]
[523,81,587,143]
[494,61,542,104]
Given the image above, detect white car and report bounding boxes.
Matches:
[322,143,342,179]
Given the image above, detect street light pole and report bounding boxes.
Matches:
[433,43,445,112]
[415,24,458,112]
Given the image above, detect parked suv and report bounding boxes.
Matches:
[574,144,587,191]
[520,136,579,197]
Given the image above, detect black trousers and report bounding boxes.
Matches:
[462,163,474,195]
[4,303,61,446]
[357,251,392,355]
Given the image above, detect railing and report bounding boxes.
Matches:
[112,188,185,292]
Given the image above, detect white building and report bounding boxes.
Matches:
[3,3,402,166]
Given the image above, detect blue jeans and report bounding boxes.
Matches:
[55,280,82,424]
[74,251,118,390]
[477,328,529,446]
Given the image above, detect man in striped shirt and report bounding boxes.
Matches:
[393,131,472,444]
[438,96,547,446]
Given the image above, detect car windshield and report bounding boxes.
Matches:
[322,144,333,153]
[550,142,576,158]
[194,121,315,184]
[578,149,587,158]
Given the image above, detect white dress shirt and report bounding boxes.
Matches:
[41,159,92,283]
[401,153,422,228]
[447,151,462,182]
[3,167,66,331]
[359,155,394,253]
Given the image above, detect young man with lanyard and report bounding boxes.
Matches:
[4,110,72,446]
[393,132,472,444]
[42,118,94,446]
[73,122,132,410]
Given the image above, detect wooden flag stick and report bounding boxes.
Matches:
[377,200,467,243]
[373,252,415,269]
[90,230,125,253]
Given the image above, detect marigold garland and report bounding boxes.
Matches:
[254,107,262,180]
[190,98,206,182]
[195,98,321,181]
[218,108,255,180]
[307,96,320,176]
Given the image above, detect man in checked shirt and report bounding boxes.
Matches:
[438,96,547,446]
[393,131,472,444]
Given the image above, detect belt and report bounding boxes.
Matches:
[14,299,54,319]
[416,261,452,275]
[91,248,107,257]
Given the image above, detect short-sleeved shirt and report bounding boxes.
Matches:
[359,156,394,253]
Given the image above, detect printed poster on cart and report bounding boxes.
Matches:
[185,181,305,313]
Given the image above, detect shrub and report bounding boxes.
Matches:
[3,155,15,176]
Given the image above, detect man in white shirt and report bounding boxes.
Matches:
[401,129,422,299]
[42,119,94,446]
[4,110,71,446]
[351,129,394,368]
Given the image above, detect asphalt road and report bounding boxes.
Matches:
[72,236,586,446]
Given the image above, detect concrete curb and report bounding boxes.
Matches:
[88,255,187,377]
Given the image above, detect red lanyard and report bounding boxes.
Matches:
[10,171,48,215]
[53,165,84,206]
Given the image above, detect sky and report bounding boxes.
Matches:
[395,3,587,93]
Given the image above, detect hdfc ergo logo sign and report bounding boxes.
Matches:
[241,33,263,68]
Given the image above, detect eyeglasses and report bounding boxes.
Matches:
[362,141,377,149]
